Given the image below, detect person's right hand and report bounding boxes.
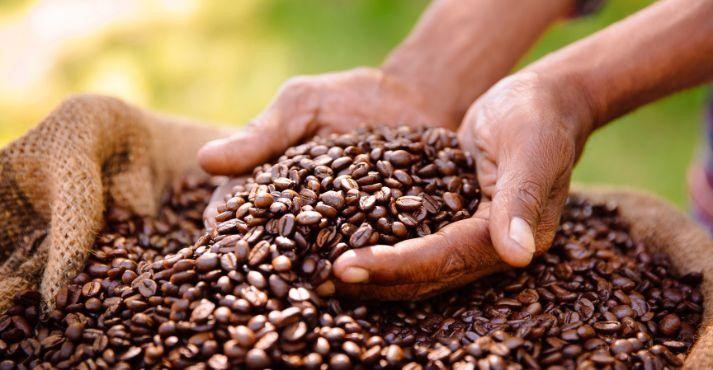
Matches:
[331,71,596,299]
[198,67,457,228]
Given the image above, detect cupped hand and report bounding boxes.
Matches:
[333,71,595,299]
[199,67,455,228]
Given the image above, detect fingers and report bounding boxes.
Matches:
[334,280,454,301]
[203,177,244,230]
[333,209,502,288]
[198,116,289,176]
[198,78,321,175]
[488,135,572,267]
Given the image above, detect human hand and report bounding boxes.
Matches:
[332,71,595,299]
[199,67,455,228]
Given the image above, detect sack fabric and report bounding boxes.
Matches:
[0,95,231,314]
[0,96,712,367]
[572,185,713,369]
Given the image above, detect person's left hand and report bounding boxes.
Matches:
[199,67,457,229]
[333,72,595,299]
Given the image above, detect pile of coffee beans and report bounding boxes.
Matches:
[354,197,702,369]
[0,126,703,370]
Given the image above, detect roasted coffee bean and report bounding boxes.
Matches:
[442,192,463,211]
[659,313,682,336]
[1,129,702,370]
[248,241,270,266]
[272,255,292,272]
[593,321,622,334]
[349,223,374,249]
[296,210,322,225]
[191,299,215,322]
[81,281,101,298]
[395,195,423,211]
[288,287,310,302]
[246,348,271,369]
[137,278,157,297]
[384,150,412,167]
[196,252,219,272]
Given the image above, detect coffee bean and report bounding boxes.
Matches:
[254,192,274,209]
[220,253,237,271]
[272,255,292,272]
[395,195,423,211]
[385,150,412,167]
[232,325,256,347]
[85,297,102,311]
[282,321,307,341]
[221,340,244,360]
[191,300,215,322]
[393,170,413,187]
[81,281,101,298]
[320,191,345,210]
[246,348,271,369]
[329,353,352,370]
[443,192,463,211]
[248,241,270,266]
[296,211,322,225]
[358,195,376,212]
[593,321,621,334]
[2,129,702,370]
[376,160,394,178]
[278,213,296,236]
[659,313,681,336]
[137,278,157,297]
[196,252,219,272]
[207,353,229,370]
[349,223,374,248]
[288,287,310,302]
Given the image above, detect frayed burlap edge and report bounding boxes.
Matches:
[0,94,232,313]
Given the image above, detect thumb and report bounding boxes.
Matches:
[198,80,320,175]
[488,150,560,267]
[198,114,295,176]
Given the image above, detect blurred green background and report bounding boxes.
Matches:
[0,0,707,207]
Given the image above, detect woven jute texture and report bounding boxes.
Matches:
[0,94,231,313]
[0,97,712,366]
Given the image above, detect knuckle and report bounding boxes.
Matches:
[349,66,377,77]
[281,76,315,95]
[515,180,546,219]
[495,72,544,100]
[245,115,270,131]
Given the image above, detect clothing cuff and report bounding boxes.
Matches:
[571,0,606,18]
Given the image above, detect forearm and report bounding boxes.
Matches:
[527,0,713,133]
[382,0,572,124]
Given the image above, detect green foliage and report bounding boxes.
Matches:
[0,0,707,207]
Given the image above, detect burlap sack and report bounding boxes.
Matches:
[0,94,232,313]
[1,96,712,367]
[571,185,713,369]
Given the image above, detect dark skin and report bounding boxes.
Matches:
[200,0,713,300]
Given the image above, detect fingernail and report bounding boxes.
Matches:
[340,267,369,283]
[509,217,535,257]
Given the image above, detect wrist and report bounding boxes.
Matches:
[379,61,460,126]
[524,0,713,131]
[382,0,573,127]
[377,64,460,129]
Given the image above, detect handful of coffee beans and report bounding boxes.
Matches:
[0,126,702,370]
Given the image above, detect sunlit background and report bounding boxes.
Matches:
[0,0,707,207]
